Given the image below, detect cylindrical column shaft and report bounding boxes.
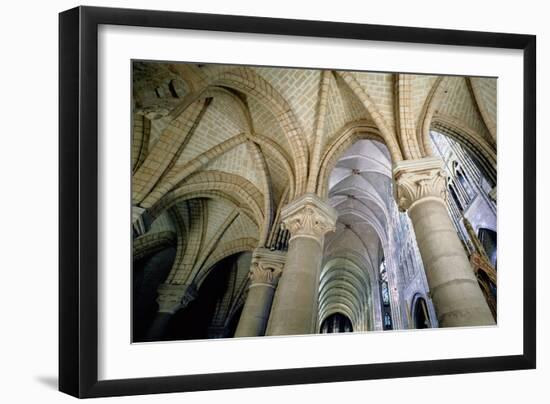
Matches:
[234,248,286,337]
[393,157,495,328]
[266,194,337,336]
[234,283,277,337]
[266,236,323,335]
[408,198,495,327]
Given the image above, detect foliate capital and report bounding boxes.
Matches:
[248,248,286,287]
[280,193,337,244]
[156,283,197,314]
[393,157,447,211]
[249,262,283,287]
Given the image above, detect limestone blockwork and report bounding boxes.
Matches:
[131,62,498,341]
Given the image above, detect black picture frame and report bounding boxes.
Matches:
[59,5,536,398]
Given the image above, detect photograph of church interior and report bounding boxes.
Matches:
[131,61,497,342]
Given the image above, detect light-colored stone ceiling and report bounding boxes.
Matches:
[133,62,497,290]
[320,139,396,332]
[325,139,392,270]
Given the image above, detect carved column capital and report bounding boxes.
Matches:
[248,248,286,288]
[132,206,149,236]
[280,193,337,245]
[156,283,197,314]
[393,157,447,211]
[249,263,282,288]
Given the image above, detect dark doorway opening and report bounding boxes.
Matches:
[413,297,431,329]
[320,312,353,333]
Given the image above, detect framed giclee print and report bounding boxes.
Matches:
[59,5,536,399]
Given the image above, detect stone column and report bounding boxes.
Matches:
[266,194,337,336]
[145,283,197,340]
[393,157,495,327]
[234,248,285,337]
[132,206,148,236]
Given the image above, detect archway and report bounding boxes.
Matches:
[163,252,251,341]
[478,227,497,267]
[470,253,497,322]
[430,119,496,186]
[412,296,431,329]
[320,312,353,333]
[319,255,373,332]
[321,137,410,332]
[430,131,497,258]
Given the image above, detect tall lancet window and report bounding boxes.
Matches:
[379,257,393,330]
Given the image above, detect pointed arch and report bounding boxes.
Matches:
[336,71,403,162]
[316,120,385,198]
[132,98,211,204]
[431,114,497,183]
[141,134,248,207]
[208,68,309,195]
[149,171,268,245]
[416,76,448,158]
[468,77,497,144]
[195,237,258,288]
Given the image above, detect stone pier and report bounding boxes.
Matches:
[234,248,285,337]
[393,157,495,327]
[266,194,337,336]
